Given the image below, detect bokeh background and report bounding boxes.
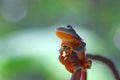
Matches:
[0,0,120,80]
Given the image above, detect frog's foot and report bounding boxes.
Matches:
[58,55,65,64]
[83,60,92,69]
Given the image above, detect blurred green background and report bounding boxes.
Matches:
[0,0,120,80]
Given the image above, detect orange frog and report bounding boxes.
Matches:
[56,25,91,80]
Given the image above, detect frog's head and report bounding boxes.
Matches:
[56,25,81,40]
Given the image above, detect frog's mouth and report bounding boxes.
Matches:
[56,27,79,38]
[55,29,78,40]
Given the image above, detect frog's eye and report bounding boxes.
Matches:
[65,25,72,29]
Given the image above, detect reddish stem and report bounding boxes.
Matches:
[70,69,81,80]
[70,69,87,80]
[80,70,87,80]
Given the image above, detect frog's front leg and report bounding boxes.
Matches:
[59,46,74,73]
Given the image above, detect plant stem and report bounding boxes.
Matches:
[86,54,120,80]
